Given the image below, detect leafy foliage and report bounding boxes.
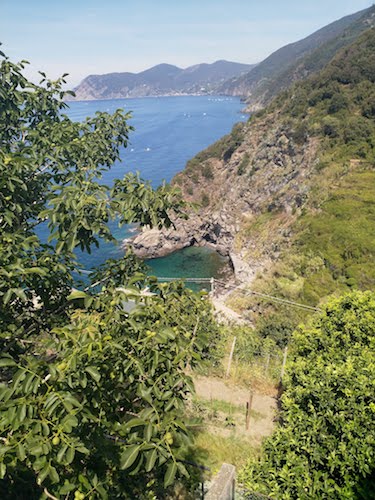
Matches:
[240,291,375,499]
[0,53,217,498]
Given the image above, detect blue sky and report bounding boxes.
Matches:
[2,0,372,86]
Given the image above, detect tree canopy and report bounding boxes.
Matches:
[0,53,218,498]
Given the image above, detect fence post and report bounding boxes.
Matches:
[280,345,288,381]
[245,391,253,431]
[226,336,237,379]
[210,277,215,295]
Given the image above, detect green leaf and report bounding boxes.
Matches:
[61,414,78,432]
[76,445,89,455]
[42,422,50,436]
[96,484,108,499]
[13,288,28,301]
[145,448,158,472]
[65,447,75,465]
[49,465,59,483]
[144,422,153,441]
[177,461,189,478]
[3,289,13,305]
[85,366,101,383]
[30,444,43,456]
[36,464,50,485]
[0,358,16,367]
[25,267,47,276]
[120,445,141,470]
[17,404,26,422]
[16,443,26,461]
[84,295,93,308]
[23,372,35,394]
[57,445,68,463]
[60,481,76,495]
[0,463,6,479]
[164,461,177,487]
[67,290,88,300]
[125,418,144,430]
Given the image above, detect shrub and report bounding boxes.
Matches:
[240,291,375,499]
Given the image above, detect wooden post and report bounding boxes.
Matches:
[210,277,215,295]
[245,391,253,431]
[226,336,237,379]
[280,345,288,381]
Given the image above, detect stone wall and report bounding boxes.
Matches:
[205,463,236,500]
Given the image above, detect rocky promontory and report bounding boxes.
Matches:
[130,215,235,259]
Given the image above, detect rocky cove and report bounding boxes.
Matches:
[128,217,256,285]
[126,109,320,286]
[127,215,261,285]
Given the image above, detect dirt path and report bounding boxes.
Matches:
[193,375,277,442]
[211,295,245,323]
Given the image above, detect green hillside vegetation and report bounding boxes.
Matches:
[230,28,375,331]
[179,123,245,182]
[173,27,375,355]
[243,5,375,109]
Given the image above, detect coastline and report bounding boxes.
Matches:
[124,223,257,291]
[65,92,242,103]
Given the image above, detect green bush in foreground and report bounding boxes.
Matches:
[241,291,375,499]
[0,52,216,498]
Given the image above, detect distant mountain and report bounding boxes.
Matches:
[71,60,255,101]
[217,5,375,110]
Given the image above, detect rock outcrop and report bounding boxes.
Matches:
[128,109,319,270]
[131,215,234,259]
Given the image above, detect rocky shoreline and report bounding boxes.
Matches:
[125,216,257,285]
[129,217,232,259]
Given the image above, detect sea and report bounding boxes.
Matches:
[60,96,247,283]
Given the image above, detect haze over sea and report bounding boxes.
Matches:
[63,96,246,280]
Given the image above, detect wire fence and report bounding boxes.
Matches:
[157,276,320,313]
[223,340,289,384]
[156,276,314,383]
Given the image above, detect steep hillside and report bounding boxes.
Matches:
[218,6,375,111]
[71,60,255,100]
[132,27,375,330]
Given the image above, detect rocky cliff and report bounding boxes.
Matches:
[130,27,375,312]
[132,114,318,265]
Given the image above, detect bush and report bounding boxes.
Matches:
[201,193,210,207]
[240,291,375,499]
[201,163,214,180]
[237,153,250,175]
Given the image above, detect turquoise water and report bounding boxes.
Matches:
[148,245,227,277]
[41,96,246,280]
